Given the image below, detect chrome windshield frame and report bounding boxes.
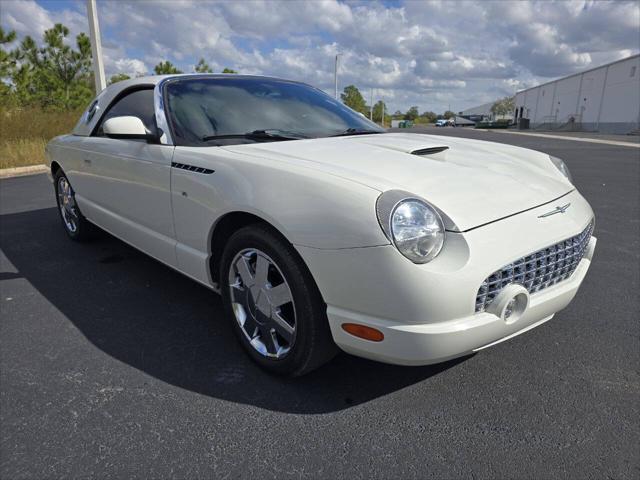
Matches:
[154,77,175,145]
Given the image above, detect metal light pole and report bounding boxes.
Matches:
[86,0,106,93]
[370,87,373,120]
[334,53,341,99]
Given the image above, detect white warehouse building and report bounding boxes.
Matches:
[515,54,640,134]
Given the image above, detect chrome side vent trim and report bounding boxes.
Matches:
[171,162,214,174]
[411,146,449,156]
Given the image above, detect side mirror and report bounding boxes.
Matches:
[103,116,158,142]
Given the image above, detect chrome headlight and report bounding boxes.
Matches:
[376,190,445,264]
[550,155,573,183]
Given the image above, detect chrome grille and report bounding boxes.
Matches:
[475,221,594,313]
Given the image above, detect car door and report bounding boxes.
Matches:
[77,87,177,267]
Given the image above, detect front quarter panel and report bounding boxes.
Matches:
[170,146,389,282]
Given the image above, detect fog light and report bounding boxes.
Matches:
[487,284,530,324]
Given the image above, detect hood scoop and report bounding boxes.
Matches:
[411,146,449,161]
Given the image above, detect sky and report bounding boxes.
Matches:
[1,0,639,113]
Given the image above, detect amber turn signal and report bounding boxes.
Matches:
[341,323,384,342]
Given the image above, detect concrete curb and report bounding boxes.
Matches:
[493,130,640,148]
[0,164,48,179]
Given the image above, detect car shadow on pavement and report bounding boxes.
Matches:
[0,207,469,414]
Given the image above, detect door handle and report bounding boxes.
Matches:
[83,158,92,165]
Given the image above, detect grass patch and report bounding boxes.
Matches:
[0,138,49,169]
[0,108,82,169]
[412,117,432,126]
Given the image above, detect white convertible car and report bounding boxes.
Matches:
[46,75,596,376]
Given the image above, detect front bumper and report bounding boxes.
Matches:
[323,237,594,365]
[296,189,596,366]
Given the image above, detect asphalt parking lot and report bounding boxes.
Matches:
[1,129,638,479]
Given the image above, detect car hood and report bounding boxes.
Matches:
[223,132,573,232]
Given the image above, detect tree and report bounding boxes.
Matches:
[0,27,17,78]
[340,85,367,115]
[5,23,94,109]
[154,61,182,75]
[404,106,419,121]
[420,111,437,123]
[41,24,93,108]
[194,58,212,73]
[221,67,237,73]
[372,100,387,123]
[0,27,17,105]
[443,110,456,119]
[109,73,130,84]
[491,96,515,118]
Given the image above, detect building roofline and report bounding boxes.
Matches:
[460,100,496,113]
[516,53,640,95]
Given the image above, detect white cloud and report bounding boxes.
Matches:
[113,58,148,77]
[484,0,638,77]
[1,0,638,113]
[1,0,86,41]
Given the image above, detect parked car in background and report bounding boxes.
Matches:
[435,118,454,127]
[46,74,596,376]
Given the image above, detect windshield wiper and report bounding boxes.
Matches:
[329,128,385,137]
[201,129,308,142]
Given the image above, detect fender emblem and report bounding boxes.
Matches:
[538,203,571,218]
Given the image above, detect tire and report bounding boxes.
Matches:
[220,224,337,376]
[53,169,95,241]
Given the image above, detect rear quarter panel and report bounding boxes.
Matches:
[46,135,86,184]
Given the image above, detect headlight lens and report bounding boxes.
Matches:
[550,155,573,183]
[390,199,445,263]
[376,190,445,263]
[376,191,446,263]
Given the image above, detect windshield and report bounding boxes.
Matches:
[164,77,384,146]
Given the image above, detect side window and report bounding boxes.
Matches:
[95,89,156,137]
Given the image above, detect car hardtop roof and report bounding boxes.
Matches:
[104,73,311,95]
[72,74,315,136]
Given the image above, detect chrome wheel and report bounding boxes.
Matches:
[228,248,296,358]
[57,176,79,233]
